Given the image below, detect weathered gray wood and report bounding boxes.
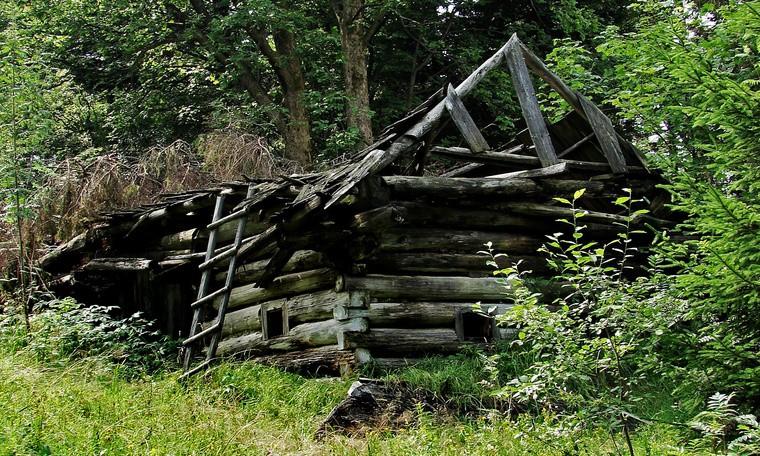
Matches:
[497,201,630,225]
[324,35,521,209]
[339,328,469,355]
[486,162,568,179]
[518,42,650,171]
[353,203,536,233]
[158,219,267,250]
[219,268,339,311]
[441,162,484,177]
[217,250,327,284]
[363,252,549,276]
[338,302,514,327]
[444,83,490,153]
[381,176,540,199]
[432,146,541,167]
[504,42,558,167]
[430,146,646,174]
[82,257,155,272]
[245,345,357,375]
[217,290,352,337]
[372,229,543,254]
[342,274,515,301]
[578,95,627,173]
[216,318,368,357]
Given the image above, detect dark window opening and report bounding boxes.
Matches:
[457,311,494,342]
[265,308,284,339]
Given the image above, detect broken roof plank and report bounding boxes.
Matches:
[578,95,627,173]
[504,41,558,168]
[518,42,649,171]
[324,35,521,209]
[445,84,490,153]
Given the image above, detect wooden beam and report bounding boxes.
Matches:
[577,95,627,173]
[504,41,558,167]
[324,35,522,208]
[485,162,568,179]
[518,42,649,171]
[381,175,540,199]
[445,83,490,153]
[342,274,515,301]
[430,146,646,174]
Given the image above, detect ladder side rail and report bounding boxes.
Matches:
[205,185,256,363]
[182,193,226,371]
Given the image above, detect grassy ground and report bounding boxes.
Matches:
[0,350,701,456]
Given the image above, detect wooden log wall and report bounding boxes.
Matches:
[53,157,669,370]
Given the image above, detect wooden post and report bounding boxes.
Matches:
[503,40,558,167]
[444,83,491,153]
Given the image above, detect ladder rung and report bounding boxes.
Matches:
[180,359,213,380]
[207,207,248,230]
[183,323,221,346]
[190,286,230,309]
[198,246,237,270]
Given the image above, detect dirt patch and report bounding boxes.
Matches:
[316,378,449,438]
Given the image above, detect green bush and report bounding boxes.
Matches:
[0,293,178,377]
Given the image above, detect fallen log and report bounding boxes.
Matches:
[246,345,357,376]
[216,317,368,357]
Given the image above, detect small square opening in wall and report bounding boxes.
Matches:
[265,307,284,339]
[456,310,494,342]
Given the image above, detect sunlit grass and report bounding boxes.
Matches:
[0,349,699,456]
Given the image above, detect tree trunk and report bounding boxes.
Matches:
[334,0,374,146]
[273,29,313,165]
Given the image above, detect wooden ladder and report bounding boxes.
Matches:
[181,184,255,379]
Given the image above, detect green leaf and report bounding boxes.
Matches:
[573,188,586,200]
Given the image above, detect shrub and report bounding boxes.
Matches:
[0,293,177,377]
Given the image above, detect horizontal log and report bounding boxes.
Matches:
[216,318,368,357]
[342,274,514,302]
[496,202,630,225]
[371,229,543,254]
[353,203,535,233]
[215,250,327,284]
[81,257,156,272]
[158,219,268,250]
[216,290,354,337]
[431,146,646,174]
[339,328,469,355]
[339,302,514,327]
[246,345,357,376]
[219,268,339,311]
[363,252,549,276]
[381,176,540,199]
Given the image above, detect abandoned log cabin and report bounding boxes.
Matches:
[39,36,674,377]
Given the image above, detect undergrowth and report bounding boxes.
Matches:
[0,294,701,455]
